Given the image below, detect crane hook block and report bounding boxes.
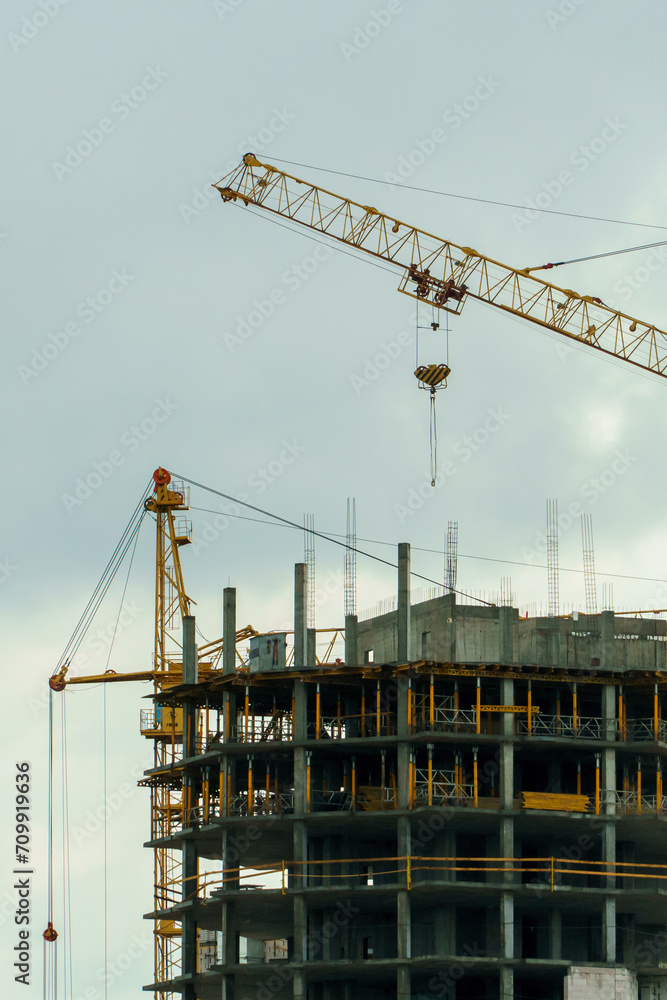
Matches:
[415,364,451,389]
[153,468,171,487]
[43,922,58,942]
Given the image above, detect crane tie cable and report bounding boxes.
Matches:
[263,156,667,232]
[524,239,667,273]
[52,483,151,677]
[172,473,495,606]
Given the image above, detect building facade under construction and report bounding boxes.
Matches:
[140,537,667,1000]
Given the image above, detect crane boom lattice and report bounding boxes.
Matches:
[216,154,667,378]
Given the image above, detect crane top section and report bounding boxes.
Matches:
[215,153,667,378]
[144,466,189,515]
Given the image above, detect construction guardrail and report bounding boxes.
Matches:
[177,854,667,901]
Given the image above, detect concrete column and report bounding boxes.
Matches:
[602,684,616,741]
[500,892,514,960]
[603,896,616,963]
[223,587,236,675]
[397,965,410,1000]
[397,891,411,958]
[498,606,514,663]
[501,679,514,739]
[500,966,514,1000]
[550,909,561,960]
[396,816,412,1000]
[344,613,357,666]
[397,542,411,663]
[220,896,237,963]
[500,817,513,867]
[448,593,457,661]
[293,893,307,958]
[183,615,198,760]
[306,627,316,668]
[293,819,308,1000]
[293,676,308,742]
[603,749,616,816]
[546,618,562,667]
[397,675,411,810]
[183,615,198,684]
[294,746,308,814]
[294,563,308,669]
[293,673,308,814]
[600,611,616,671]
[182,839,198,986]
[293,970,306,1000]
[396,816,411,1000]
[500,679,515,812]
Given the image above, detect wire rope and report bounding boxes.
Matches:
[103,686,108,1000]
[264,155,667,232]
[186,506,667,588]
[528,238,667,271]
[429,390,438,487]
[104,518,144,672]
[53,485,151,674]
[173,473,495,606]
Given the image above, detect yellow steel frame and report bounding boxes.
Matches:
[143,476,194,999]
[216,154,667,378]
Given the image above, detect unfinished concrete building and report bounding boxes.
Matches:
[142,543,667,1000]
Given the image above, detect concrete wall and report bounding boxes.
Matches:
[564,967,637,1000]
[354,595,666,672]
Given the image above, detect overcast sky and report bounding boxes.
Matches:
[4,1,667,996]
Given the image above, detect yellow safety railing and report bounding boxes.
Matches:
[175,855,667,902]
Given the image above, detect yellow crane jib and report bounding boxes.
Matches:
[215,154,667,378]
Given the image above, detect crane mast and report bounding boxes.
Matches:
[215,153,667,379]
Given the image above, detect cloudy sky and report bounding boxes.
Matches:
[3,1,667,996]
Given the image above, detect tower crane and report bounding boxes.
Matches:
[47,469,258,997]
[215,153,667,384]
